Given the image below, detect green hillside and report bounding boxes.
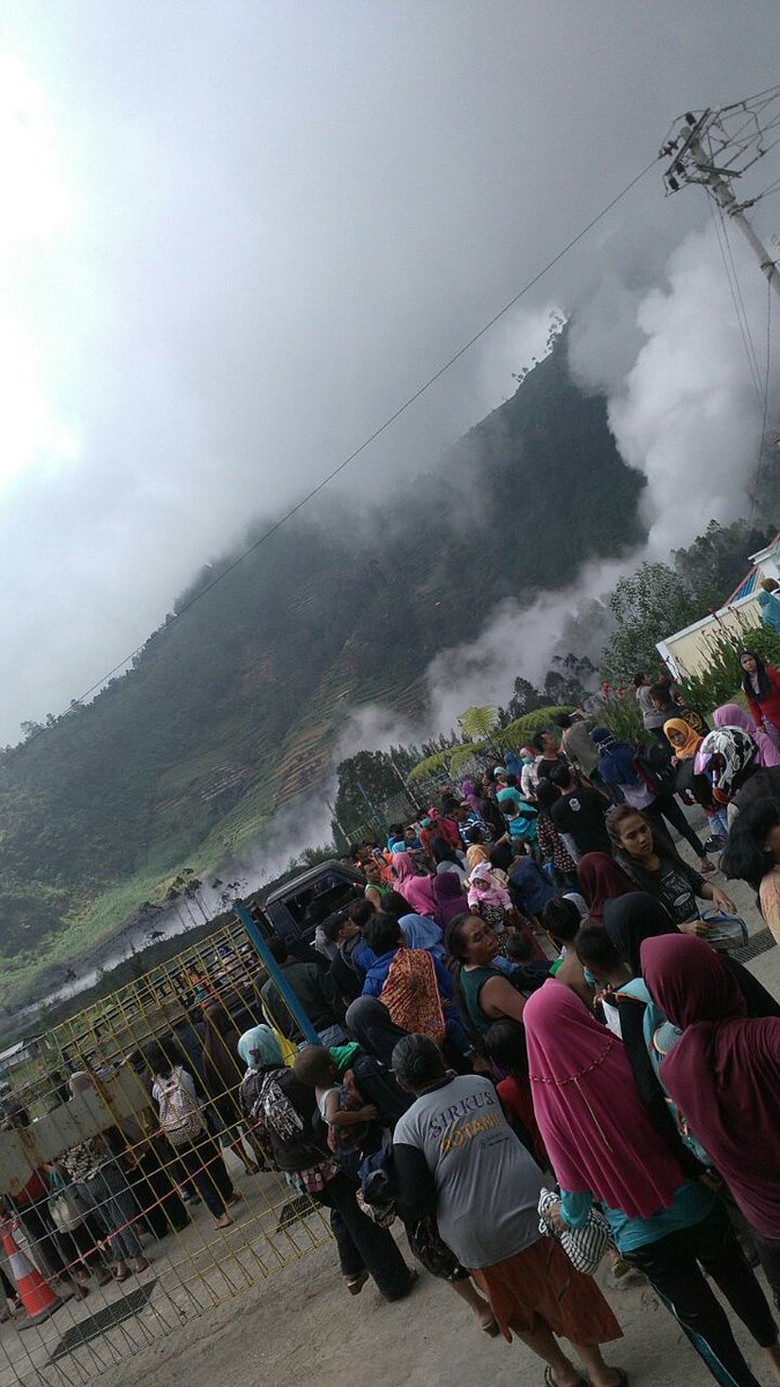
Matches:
[0,330,645,1013]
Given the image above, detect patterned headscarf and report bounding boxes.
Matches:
[237,1025,283,1071]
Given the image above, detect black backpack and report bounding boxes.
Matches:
[633,741,676,795]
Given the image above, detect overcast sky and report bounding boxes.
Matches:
[0,1,778,743]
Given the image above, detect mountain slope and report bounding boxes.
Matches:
[0,330,645,1008]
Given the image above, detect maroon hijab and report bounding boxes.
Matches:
[524,979,684,1219]
[643,934,780,1239]
[577,853,635,923]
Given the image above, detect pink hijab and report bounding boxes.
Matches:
[713,703,780,768]
[524,979,684,1218]
[391,852,438,918]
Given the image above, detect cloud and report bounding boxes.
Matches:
[0,2,777,739]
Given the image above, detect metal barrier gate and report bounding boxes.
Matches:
[0,915,333,1386]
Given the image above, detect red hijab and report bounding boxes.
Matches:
[642,934,780,1239]
[577,853,635,923]
[524,979,684,1218]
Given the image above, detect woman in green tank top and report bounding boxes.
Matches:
[447,914,527,1037]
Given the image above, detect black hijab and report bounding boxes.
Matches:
[603,892,678,975]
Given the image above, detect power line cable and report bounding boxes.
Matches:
[63,154,661,711]
[710,204,764,405]
[719,208,765,392]
[750,277,774,521]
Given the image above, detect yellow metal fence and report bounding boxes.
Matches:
[0,918,331,1387]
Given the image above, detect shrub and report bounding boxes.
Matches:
[496,707,576,751]
[679,624,780,716]
[407,746,480,783]
[598,687,646,743]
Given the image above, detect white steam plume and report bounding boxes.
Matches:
[341,221,779,749]
[571,221,779,554]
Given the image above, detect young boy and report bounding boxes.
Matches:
[293,1046,378,1155]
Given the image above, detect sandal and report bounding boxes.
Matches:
[542,1369,587,1387]
[214,1213,234,1230]
[345,1270,369,1296]
[113,1267,130,1283]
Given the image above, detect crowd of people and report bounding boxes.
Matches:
[7,649,780,1385]
[234,654,780,1387]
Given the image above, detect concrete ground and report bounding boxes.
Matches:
[6,826,779,1387]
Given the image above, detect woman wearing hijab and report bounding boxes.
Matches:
[642,935,780,1381]
[603,893,677,975]
[576,853,635,923]
[430,868,469,929]
[714,703,780,769]
[360,913,473,1059]
[392,851,438,918]
[665,717,730,844]
[237,1024,416,1301]
[201,1003,259,1175]
[740,651,780,751]
[524,981,778,1387]
[602,888,778,1063]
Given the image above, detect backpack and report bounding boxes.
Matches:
[634,741,676,795]
[157,1067,206,1147]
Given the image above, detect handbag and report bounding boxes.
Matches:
[697,909,749,952]
[537,1186,610,1275]
[48,1187,89,1234]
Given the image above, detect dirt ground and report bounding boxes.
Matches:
[10,845,780,1387]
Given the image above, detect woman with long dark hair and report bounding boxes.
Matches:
[722,797,780,944]
[741,651,780,752]
[606,806,735,931]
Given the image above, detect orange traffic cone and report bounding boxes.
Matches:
[0,1220,61,1325]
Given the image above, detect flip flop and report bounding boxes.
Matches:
[542,1369,587,1387]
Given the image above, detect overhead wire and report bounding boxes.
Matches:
[709,202,764,406]
[64,153,661,711]
[750,276,774,522]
